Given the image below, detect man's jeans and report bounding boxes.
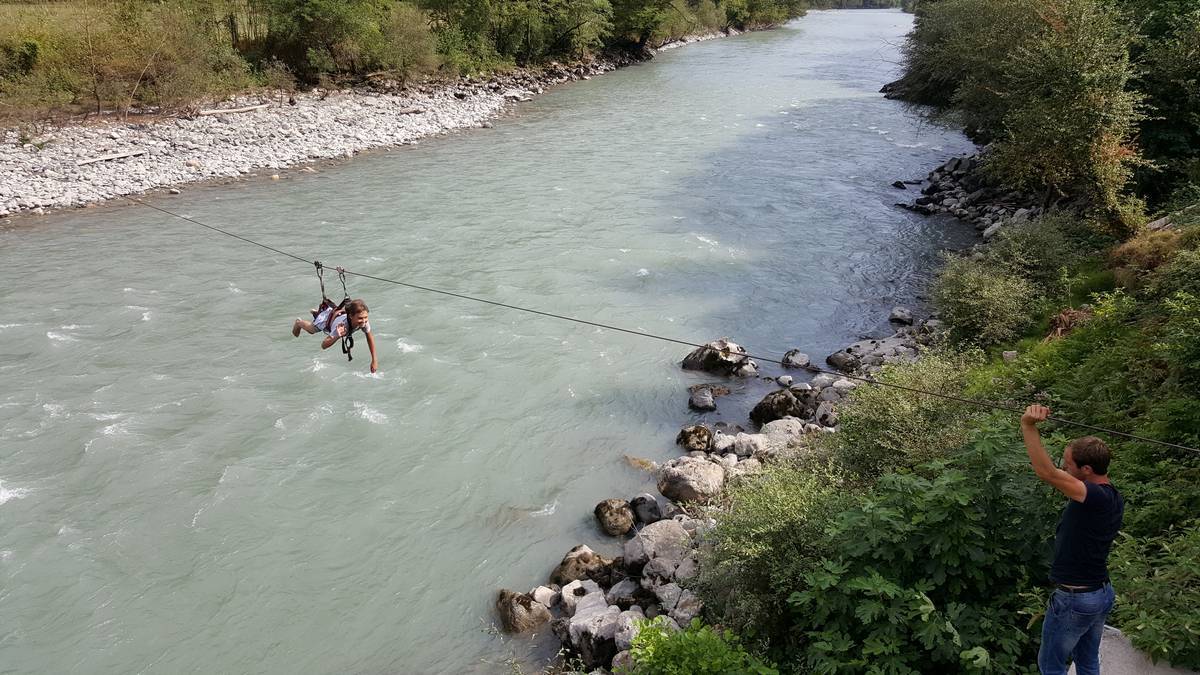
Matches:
[1038,583,1115,675]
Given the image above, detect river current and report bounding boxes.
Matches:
[0,9,974,674]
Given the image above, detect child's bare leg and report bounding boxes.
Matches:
[293,318,318,337]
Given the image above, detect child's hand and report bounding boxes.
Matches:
[370,361,378,374]
[335,324,346,337]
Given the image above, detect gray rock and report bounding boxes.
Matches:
[810,373,836,389]
[732,432,768,459]
[889,306,914,325]
[782,349,811,369]
[983,223,1002,240]
[710,431,736,454]
[614,607,647,651]
[568,591,621,669]
[656,456,725,503]
[688,387,716,411]
[815,400,838,427]
[624,518,690,570]
[818,387,842,403]
[675,424,712,452]
[669,589,703,625]
[630,493,663,525]
[776,375,793,387]
[532,585,559,608]
[495,589,551,633]
[595,499,635,536]
[605,579,640,608]
[611,650,633,673]
[561,579,602,616]
[826,350,862,373]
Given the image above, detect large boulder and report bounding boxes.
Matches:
[656,456,725,503]
[550,545,613,586]
[614,607,648,651]
[605,578,641,609]
[495,589,551,633]
[675,424,712,452]
[732,432,767,459]
[624,518,690,571]
[681,338,757,376]
[749,387,816,426]
[594,499,635,536]
[568,591,621,669]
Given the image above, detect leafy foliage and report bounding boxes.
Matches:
[1110,525,1200,668]
[932,255,1040,346]
[625,617,778,675]
[790,434,1056,674]
[831,347,987,478]
[694,464,854,653]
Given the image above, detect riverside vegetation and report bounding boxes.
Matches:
[0,0,902,122]
[619,0,1200,673]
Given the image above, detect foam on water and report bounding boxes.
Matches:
[0,480,31,506]
[395,339,423,353]
[531,499,559,517]
[46,331,79,343]
[352,402,387,424]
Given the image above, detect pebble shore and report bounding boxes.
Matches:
[0,32,733,220]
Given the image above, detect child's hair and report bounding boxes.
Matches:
[346,299,369,315]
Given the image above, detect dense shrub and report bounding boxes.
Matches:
[983,213,1103,290]
[1110,526,1200,669]
[831,347,986,478]
[790,434,1058,674]
[932,256,1040,346]
[694,464,853,653]
[625,618,778,675]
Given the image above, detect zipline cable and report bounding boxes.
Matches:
[126,196,1200,456]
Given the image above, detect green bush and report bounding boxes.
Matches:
[1156,292,1200,384]
[625,617,778,675]
[933,255,1040,346]
[789,433,1058,674]
[1110,526,1200,669]
[983,0,1143,214]
[694,464,853,653]
[832,347,987,478]
[982,212,1106,294]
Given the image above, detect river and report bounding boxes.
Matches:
[0,9,974,674]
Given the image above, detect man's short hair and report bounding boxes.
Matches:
[1069,436,1112,475]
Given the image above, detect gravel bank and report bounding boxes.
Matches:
[0,32,738,221]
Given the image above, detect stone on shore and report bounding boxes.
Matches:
[630,493,664,525]
[889,306,914,325]
[594,499,635,536]
[532,585,560,608]
[568,590,621,669]
[676,424,712,452]
[561,579,602,616]
[550,545,613,586]
[782,349,811,369]
[749,387,815,426]
[657,456,725,503]
[495,589,552,633]
[624,518,690,571]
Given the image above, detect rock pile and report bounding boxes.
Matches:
[895,152,1048,240]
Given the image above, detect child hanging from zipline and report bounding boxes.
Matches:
[293,264,379,373]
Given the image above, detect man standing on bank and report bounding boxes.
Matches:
[1022,404,1125,675]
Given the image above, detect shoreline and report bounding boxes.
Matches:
[0,31,739,222]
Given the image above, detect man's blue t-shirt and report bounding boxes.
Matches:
[1049,482,1124,586]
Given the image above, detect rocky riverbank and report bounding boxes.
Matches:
[0,32,741,221]
[494,311,939,672]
